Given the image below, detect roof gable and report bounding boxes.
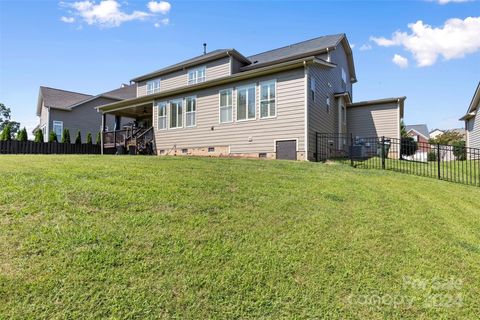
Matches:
[406,124,429,139]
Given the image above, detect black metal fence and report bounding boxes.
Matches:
[0,140,101,155]
[315,133,480,187]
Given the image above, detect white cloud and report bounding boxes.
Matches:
[436,0,471,4]
[392,54,409,68]
[370,16,480,66]
[350,44,355,49]
[61,16,75,23]
[359,44,372,51]
[148,1,171,14]
[64,0,151,28]
[154,18,169,27]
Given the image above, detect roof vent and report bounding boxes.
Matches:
[203,43,207,55]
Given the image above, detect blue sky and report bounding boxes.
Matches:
[1,0,479,133]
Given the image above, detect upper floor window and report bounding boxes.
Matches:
[185,96,196,127]
[326,97,331,114]
[219,89,233,123]
[53,120,63,141]
[156,101,167,130]
[237,85,256,121]
[188,66,206,85]
[147,79,161,95]
[341,68,347,88]
[310,78,316,101]
[260,80,276,118]
[169,99,183,128]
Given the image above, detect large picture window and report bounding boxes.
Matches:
[169,99,183,128]
[156,101,167,129]
[237,85,256,121]
[188,66,206,85]
[146,79,161,95]
[185,96,196,127]
[52,121,63,141]
[260,80,276,118]
[219,89,233,123]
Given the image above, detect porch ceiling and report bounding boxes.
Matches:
[104,102,153,119]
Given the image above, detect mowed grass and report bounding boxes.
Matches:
[1,155,479,319]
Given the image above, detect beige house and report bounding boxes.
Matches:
[98,34,405,160]
[460,82,480,149]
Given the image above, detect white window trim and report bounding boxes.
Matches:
[219,88,234,124]
[156,101,168,130]
[187,66,206,85]
[169,99,183,129]
[236,84,256,122]
[185,96,197,128]
[146,78,161,95]
[259,79,277,119]
[52,120,63,140]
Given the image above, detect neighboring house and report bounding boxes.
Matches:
[36,84,136,142]
[460,82,480,149]
[429,128,444,140]
[97,33,406,160]
[405,124,430,161]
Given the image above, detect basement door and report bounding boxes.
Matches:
[276,140,297,160]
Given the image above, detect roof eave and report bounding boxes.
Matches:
[348,96,407,108]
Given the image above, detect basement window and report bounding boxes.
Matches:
[259,153,267,158]
[159,149,165,154]
[182,148,188,154]
[208,147,215,153]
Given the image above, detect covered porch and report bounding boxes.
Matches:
[100,102,155,155]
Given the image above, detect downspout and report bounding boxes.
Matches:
[46,106,51,143]
[397,98,401,140]
[304,60,309,161]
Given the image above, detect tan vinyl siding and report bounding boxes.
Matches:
[467,110,480,149]
[307,45,353,160]
[152,68,305,155]
[347,103,400,139]
[137,57,231,97]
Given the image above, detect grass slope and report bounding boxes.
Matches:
[1,155,479,319]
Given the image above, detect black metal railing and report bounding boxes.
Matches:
[315,133,480,187]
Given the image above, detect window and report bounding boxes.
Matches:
[146,79,161,95]
[53,121,63,141]
[169,99,183,128]
[188,66,206,85]
[182,148,188,154]
[237,85,256,121]
[159,149,165,154]
[260,80,276,118]
[326,97,331,114]
[185,96,196,127]
[156,101,167,130]
[208,147,215,152]
[310,78,316,101]
[219,89,233,123]
[341,68,347,88]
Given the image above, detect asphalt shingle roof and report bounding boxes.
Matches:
[406,124,430,138]
[40,86,93,110]
[101,84,137,100]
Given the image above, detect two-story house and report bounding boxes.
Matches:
[97,33,405,160]
[460,82,480,150]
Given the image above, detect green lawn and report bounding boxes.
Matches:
[1,155,479,319]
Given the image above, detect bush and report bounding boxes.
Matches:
[49,131,58,142]
[0,124,12,141]
[96,132,101,145]
[16,127,28,141]
[453,141,467,161]
[61,128,70,144]
[401,137,418,157]
[75,131,82,144]
[34,129,44,143]
[427,151,437,162]
[86,132,92,144]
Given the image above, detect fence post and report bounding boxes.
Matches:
[350,134,354,167]
[437,144,441,180]
[381,136,386,170]
[315,133,318,162]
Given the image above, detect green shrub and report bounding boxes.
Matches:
[0,124,12,141]
[96,132,101,145]
[34,129,44,143]
[453,141,467,161]
[86,132,92,144]
[427,151,437,162]
[49,131,58,142]
[16,127,27,141]
[401,136,418,157]
[61,128,70,144]
[75,131,82,144]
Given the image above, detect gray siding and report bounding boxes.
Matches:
[231,57,246,74]
[306,44,353,160]
[467,109,480,149]
[49,97,126,143]
[152,68,306,155]
[347,103,400,139]
[137,57,231,97]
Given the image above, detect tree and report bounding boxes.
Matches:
[401,136,418,157]
[61,128,70,143]
[400,120,408,138]
[34,129,44,143]
[49,131,58,142]
[429,130,464,145]
[75,130,82,144]
[453,140,467,161]
[96,132,101,145]
[0,124,12,141]
[86,132,92,144]
[17,127,28,141]
[0,103,20,135]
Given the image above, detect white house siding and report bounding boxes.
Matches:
[152,68,306,157]
[137,57,231,97]
[307,45,353,160]
[467,111,480,149]
[346,103,400,139]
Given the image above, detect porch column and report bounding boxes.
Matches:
[101,113,106,155]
